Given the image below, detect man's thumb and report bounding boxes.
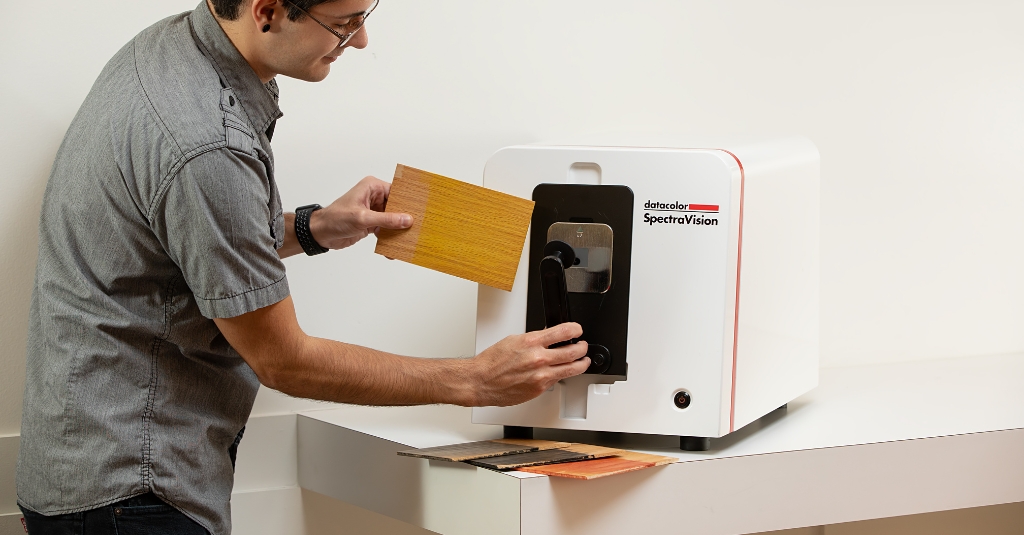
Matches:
[366,210,413,230]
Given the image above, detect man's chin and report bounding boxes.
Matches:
[285,65,331,83]
[308,67,331,83]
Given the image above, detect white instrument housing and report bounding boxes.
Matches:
[473,137,819,439]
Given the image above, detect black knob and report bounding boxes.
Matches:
[542,240,576,269]
[585,344,612,374]
[673,390,692,409]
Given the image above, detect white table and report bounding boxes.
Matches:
[295,353,1024,535]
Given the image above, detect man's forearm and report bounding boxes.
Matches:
[215,296,475,405]
[215,296,589,409]
[264,336,477,406]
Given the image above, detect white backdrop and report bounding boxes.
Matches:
[1,0,1023,435]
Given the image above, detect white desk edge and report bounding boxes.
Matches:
[294,353,1024,535]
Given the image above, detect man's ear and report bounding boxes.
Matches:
[249,0,281,33]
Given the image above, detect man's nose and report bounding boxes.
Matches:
[348,26,369,49]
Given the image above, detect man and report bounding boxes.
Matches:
[17,0,590,533]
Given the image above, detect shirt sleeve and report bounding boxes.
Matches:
[150,147,289,318]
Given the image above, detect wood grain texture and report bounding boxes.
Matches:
[374,164,535,291]
[517,450,678,479]
[395,439,569,462]
[517,457,653,479]
[491,438,572,450]
[559,444,625,458]
[613,450,679,467]
[466,444,623,471]
[466,450,597,471]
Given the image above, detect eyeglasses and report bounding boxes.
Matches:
[281,0,379,48]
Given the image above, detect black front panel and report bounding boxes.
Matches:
[526,184,634,376]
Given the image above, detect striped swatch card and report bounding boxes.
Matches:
[375,165,535,291]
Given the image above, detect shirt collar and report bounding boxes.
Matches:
[189,1,283,137]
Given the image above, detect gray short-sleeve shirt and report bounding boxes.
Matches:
[17,3,289,533]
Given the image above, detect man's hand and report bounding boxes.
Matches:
[464,324,590,406]
[213,297,591,407]
[278,176,412,258]
[311,176,412,250]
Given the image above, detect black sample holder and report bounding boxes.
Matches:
[526,184,634,376]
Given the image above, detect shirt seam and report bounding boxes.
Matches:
[58,351,82,509]
[132,26,243,224]
[142,276,178,487]
[189,10,260,136]
[195,274,287,303]
[144,141,231,224]
[17,492,150,517]
[130,38,184,160]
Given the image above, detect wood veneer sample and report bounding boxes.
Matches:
[396,439,569,462]
[614,450,679,466]
[467,444,623,471]
[518,450,678,479]
[490,438,572,449]
[374,164,535,291]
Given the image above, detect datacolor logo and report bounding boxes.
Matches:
[642,200,720,226]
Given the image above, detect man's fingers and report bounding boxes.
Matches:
[362,210,412,230]
[356,175,389,193]
[544,340,589,365]
[534,322,583,347]
[552,357,592,382]
[359,177,392,210]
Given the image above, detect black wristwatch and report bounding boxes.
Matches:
[295,204,329,256]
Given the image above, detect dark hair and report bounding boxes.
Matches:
[210,0,335,22]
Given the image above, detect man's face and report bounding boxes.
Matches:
[269,0,373,82]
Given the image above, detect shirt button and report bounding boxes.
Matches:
[229,96,235,106]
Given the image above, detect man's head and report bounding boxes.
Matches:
[210,0,374,83]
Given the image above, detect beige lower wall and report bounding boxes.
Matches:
[233,487,439,535]
[231,487,306,535]
[0,437,18,517]
[0,513,26,535]
[300,488,434,535]
[825,501,1024,535]
[754,502,1024,535]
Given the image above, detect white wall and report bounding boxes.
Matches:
[275,0,1024,372]
[2,0,1023,525]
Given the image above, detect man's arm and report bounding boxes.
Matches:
[278,176,412,259]
[276,212,305,259]
[213,296,591,406]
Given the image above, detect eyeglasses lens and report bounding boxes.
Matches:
[343,0,378,40]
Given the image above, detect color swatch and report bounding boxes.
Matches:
[375,164,535,291]
[396,439,570,462]
[517,450,678,479]
[467,444,623,471]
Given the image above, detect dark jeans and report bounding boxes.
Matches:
[19,493,209,535]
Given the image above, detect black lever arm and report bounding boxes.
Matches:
[540,240,575,331]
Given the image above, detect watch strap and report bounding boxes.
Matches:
[295,204,329,256]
